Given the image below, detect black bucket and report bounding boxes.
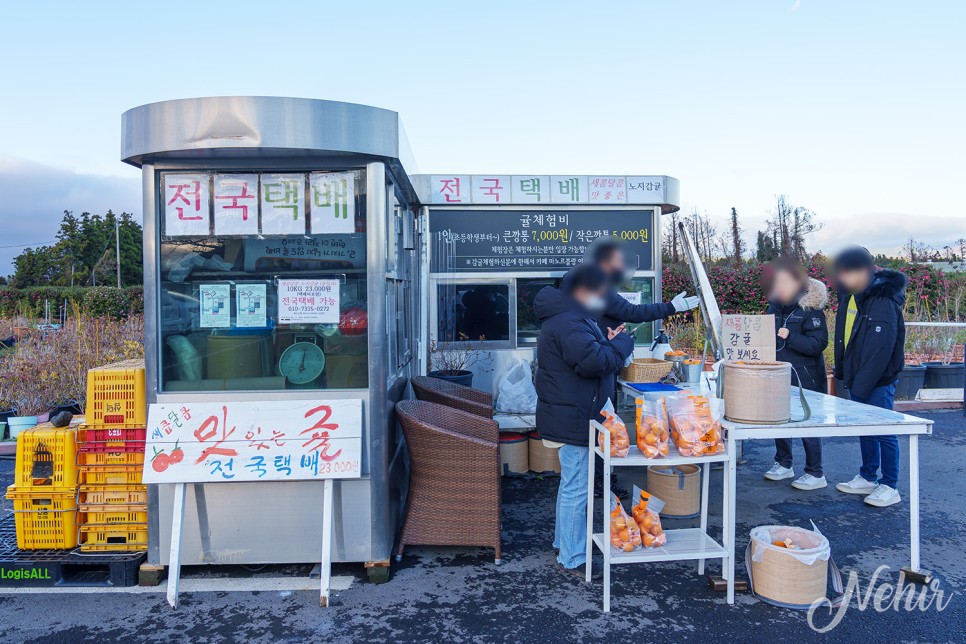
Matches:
[895,364,926,400]
[922,362,965,389]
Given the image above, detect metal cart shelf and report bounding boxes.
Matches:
[587,420,734,612]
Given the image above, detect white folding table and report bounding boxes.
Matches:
[720,390,933,603]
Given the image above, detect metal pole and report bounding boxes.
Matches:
[115,219,122,287]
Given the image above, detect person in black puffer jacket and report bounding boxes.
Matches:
[534,264,634,578]
[761,260,829,491]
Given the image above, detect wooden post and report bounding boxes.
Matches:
[166,483,187,608]
[320,479,334,607]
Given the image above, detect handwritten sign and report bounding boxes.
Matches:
[277,279,340,324]
[619,291,642,305]
[243,236,366,271]
[260,173,306,235]
[310,172,355,234]
[164,173,210,237]
[142,399,363,483]
[722,314,776,362]
[213,173,259,236]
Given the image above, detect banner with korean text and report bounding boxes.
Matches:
[142,399,363,483]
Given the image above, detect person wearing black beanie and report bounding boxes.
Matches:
[831,245,907,508]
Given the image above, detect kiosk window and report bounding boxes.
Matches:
[437,283,511,344]
[157,169,368,392]
[516,278,557,342]
[617,277,657,346]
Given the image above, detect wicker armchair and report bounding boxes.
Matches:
[395,400,502,563]
[411,375,494,418]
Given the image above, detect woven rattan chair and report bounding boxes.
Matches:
[395,400,502,563]
[411,375,494,418]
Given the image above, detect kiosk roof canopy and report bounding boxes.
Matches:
[121,96,416,179]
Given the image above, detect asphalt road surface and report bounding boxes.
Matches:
[1,410,963,643]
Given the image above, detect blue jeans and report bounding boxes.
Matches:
[553,444,589,569]
[850,381,900,489]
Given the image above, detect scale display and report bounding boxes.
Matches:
[279,341,326,384]
[429,208,654,273]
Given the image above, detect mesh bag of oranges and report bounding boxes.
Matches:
[609,494,642,552]
[666,395,725,456]
[632,488,667,547]
[598,399,630,458]
[635,398,670,458]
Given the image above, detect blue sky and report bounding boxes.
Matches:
[1,1,964,274]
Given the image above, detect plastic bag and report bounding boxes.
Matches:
[632,488,667,547]
[495,360,538,413]
[598,398,630,458]
[667,395,725,456]
[635,398,670,458]
[609,494,642,552]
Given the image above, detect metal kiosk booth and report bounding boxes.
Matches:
[122,97,422,580]
[415,174,681,396]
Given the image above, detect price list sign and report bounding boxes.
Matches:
[428,208,654,273]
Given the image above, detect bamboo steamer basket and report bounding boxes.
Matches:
[721,361,792,423]
[528,431,561,474]
[748,525,830,608]
[620,358,673,383]
[646,464,701,517]
[499,432,529,475]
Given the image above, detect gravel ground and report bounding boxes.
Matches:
[0,410,963,643]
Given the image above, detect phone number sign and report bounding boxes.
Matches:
[277,278,340,324]
[142,399,362,483]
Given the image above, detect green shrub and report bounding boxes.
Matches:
[83,286,131,319]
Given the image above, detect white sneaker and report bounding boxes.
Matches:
[836,475,877,495]
[864,484,901,507]
[764,463,795,481]
[792,474,827,491]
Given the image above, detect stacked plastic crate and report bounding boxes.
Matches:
[4,426,79,549]
[76,359,148,552]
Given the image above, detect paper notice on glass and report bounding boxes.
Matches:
[235,283,267,328]
[199,284,231,328]
[261,173,306,235]
[163,173,210,237]
[310,172,355,234]
[214,174,259,236]
[619,291,642,305]
[278,279,339,324]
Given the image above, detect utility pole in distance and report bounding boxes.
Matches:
[115,219,122,287]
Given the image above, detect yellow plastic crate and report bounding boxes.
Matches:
[77,451,145,467]
[5,486,78,550]
[78,485,147,505]
[78,465,143,486]
[79,524,147,552]
[86,359,146,427]
[15,427,77,489]
[78,503,148,526]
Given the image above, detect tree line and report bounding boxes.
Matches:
[8,210,143,288]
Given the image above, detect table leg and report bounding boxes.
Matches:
[586,427,595,584]
[603,429,611,612]
[726,436,737,604]
[909,434,920,572]
[698,461,710,576]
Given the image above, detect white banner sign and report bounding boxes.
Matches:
[143,399,363,483]
[213,173,259,236]
[199,283,231,328]
[310,172,355,234]
[277,279,340,324]
[164,173,210,237]
[261,173,306,235]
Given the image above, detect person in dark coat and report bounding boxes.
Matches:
[831,246,907,508]
[534,264,634,578]
[760,260,829,490]
[563,238,698,498]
